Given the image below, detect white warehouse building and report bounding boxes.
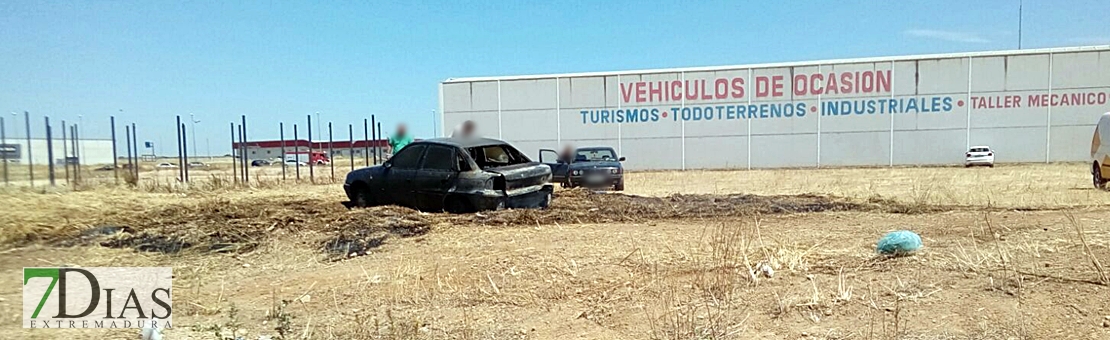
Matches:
[439,45,1110,170]
[1,138,116,165]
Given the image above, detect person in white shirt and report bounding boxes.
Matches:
[451,120,476,139]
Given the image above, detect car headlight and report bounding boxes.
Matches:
[610,168,620,174]
[572,170,581,176]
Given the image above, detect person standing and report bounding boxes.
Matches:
[451,120,476,139]
[387,123,413,159]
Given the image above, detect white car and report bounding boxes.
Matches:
[1091,112,1110,189]
[964,146,994,167]
[156,162,178,168]
[284,159,307,166]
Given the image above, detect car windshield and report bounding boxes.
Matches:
[574,148,617,162]
[969,148,990,153]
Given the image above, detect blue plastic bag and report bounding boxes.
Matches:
[876,230,922,255]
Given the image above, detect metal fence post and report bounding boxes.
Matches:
[307,115,314,183]
[61,120,70,185]
[73,124,81,184]
[370,115,377,164]
[363,119,369,166]
[125,126,133,182]
[1,117,7,186]
[24,111,33,187]
[231,122,238,184]
[376,122,382,161]
[348,123,352,171]
[239,124,247,183]
[176,116,183,181]
[293,124,300,181]
[241,115,249,183]
[45,116,55,186]
[328,122,334,181]
[182,122,189,182]
[111,116,118,184]
[280,122,286,181]
[131,123,139,181]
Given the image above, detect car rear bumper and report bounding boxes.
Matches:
[469,184,553,210]
[965,157,994,165]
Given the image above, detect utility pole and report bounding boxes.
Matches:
[1018,0,1023,49]
[190,113,200,158]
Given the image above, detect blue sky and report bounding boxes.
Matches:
[1,0,1108,156]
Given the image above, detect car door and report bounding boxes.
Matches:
[412,145,460,211]
[539,149,568,183]
[381,144,426,208]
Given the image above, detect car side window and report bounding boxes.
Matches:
[421,145,456,171]
[390,144,426,169]
[457,153,472,172]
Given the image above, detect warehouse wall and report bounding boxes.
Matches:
[442,47,1110,170]
[1,139,116,165]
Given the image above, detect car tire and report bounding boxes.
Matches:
[614,181,624,191]
[1094,163,1106,190]
[539,191,552,209]
[353,186,374,208]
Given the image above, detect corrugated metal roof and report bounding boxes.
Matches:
[442,45,1110,83]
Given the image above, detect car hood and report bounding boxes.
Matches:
[568,161,622,169]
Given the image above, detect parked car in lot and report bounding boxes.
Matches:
[539,146,625,191]
[1092,112,1110,189]
[155,162,177,168]
[343,137,553,213]
[188,161,208,168]
[94,165,115,171]
[283,159,306,166]
[251,159,271,167]
[964,146,994,167]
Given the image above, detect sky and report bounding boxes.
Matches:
[1,0,1108,156]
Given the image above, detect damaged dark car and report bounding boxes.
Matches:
[343,138,554,213]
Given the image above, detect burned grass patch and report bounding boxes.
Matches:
[453,189,929,226]
[43,189,938,256]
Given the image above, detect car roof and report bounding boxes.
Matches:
[417,137,508,148]
[969,145,991,149]
[576,146,616,151]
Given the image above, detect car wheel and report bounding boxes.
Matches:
[539,191,552,209]
[1094,163,1106,190]
[353,187,374,208]
[614,181,624,191]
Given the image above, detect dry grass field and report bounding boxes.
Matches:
[1,163,1109,339]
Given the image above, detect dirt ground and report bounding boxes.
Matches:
[1,163,1109,339]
